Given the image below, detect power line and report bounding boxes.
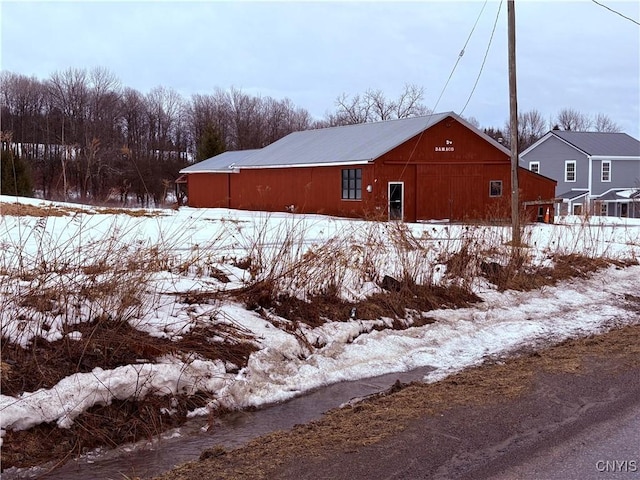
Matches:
[591,0,640,26]
[431,0,489,114]
[460,0,504,116]
[397,1,490,180]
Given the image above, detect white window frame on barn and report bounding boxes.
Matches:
[341,168,362,200]
[565,160,576,182]
[489,180,503,197]
[601,160,611,182]
[529,161,540,174]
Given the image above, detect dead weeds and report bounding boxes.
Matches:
[0,201,164,218]
[479,253,636,292]
[0,316,258,471]
[0,202,68,217]
[0,319,257,397]
[237,279,481,328]
[2,392,213,471]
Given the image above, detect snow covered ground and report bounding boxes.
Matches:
[1,195,639,443]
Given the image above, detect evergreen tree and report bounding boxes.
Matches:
[195,124,226,161]
[1,149,33,196]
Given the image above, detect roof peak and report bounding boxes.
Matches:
[307,111,454,132]
[554,130,630,135]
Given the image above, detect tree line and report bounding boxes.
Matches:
[0,68,320,205]
[484,107,621,152]
[0,67,621,205]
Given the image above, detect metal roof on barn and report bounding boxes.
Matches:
[180,149,261,173]
[551,131,640,157]
[241,112,451,167]
[180,112,502,174]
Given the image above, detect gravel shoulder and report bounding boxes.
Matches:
[154,322,640,480]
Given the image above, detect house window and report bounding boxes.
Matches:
[342,168,362,200]
[489,180,503,197]
[621,203,628,217]
[565,161,576,182]
[601,161,611,182]
[529,161,540,174]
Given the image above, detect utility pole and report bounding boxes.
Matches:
[508,0,521,247]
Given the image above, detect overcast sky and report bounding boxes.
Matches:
[1,0,639,136]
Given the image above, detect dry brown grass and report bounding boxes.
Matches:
[2,392,214,471]
[477,253,637,292]
[236,279,481,329]
[0,201,163,218]
[0,319,257,398]
[0,315,258,471]
[0,202,68,217]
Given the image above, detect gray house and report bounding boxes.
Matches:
[519,130,640,218]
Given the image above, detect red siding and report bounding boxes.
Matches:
[187,173,230,208]
[519,167,557,222]
[228,166,377,219]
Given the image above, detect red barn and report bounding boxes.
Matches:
[180,112,556,223]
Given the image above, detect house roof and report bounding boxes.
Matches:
[534,131,640,157]
[597,188,640,201]
[556,190,589,200]
[180,112,510,173]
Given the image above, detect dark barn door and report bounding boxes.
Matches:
[388,182,404,221]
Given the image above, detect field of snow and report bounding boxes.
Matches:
[1,195,639,444]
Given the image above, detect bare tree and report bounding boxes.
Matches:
[328,83,429,126]
[120,87,150,205]
[84,67,123,199]
[519,109,546,149]
[227,87,263,149]
[555,107,592,131]
[261,96,312,145]
[593,113,621,132]
[463,116,481,128]
[1,72,48,154]
[187,87,312,153]
[503,109,546,150]
[188,93,224,157]
[395,84,430,119]
[47,68,91,198]
[48,68,89,145]
[143,86,188,205]
[331,92,371,125]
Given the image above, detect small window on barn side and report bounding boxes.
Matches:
[342,168,362,200]
[565,160,576,182]
[529,161,540,174]
[489,180,503,197]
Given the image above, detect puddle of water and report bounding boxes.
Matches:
[4,366,433,480]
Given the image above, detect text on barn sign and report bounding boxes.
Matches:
[435,139,454,152]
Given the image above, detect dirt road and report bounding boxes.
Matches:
[155,323,640,480]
